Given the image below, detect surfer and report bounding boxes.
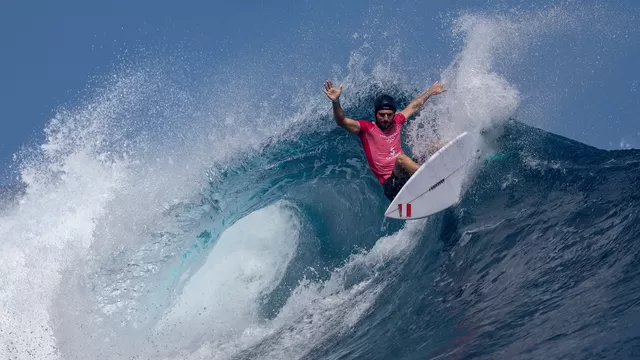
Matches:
[322,80,446,201]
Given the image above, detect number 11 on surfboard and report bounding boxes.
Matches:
[384,132,479,220]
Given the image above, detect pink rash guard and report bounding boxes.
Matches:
[356,113,407,184]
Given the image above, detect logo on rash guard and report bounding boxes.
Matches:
[379,129,399,143]
[386,146,400,160]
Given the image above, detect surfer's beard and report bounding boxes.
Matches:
[376,120,392,130]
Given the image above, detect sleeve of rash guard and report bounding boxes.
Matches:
[394,113,407,126]
[356,120,372,135]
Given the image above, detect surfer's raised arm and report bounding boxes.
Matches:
[323,80,361,134]
[399,81,447,119]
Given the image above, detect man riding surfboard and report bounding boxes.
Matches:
[322,80,446,201]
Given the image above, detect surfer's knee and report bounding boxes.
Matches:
[395,153,410,166]
[396,154,417,170]
[395,153,420,175]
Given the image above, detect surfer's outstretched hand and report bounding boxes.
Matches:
[323,80,342,101]
[428,81,447,96]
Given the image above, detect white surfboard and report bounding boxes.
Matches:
[384,132,479,220]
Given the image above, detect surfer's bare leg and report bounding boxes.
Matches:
[394,141,444,177]
[393,154,420,177]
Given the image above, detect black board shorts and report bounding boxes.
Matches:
[383,173,410,201]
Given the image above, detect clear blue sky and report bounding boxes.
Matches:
[2,0,639,184]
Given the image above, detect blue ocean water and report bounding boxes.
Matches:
[4,112,639,359]
[195,118,640,360]
[1,7,639,360]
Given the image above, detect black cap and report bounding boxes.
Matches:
[374,94,397,113]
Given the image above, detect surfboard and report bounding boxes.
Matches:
[384,132,479,220]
